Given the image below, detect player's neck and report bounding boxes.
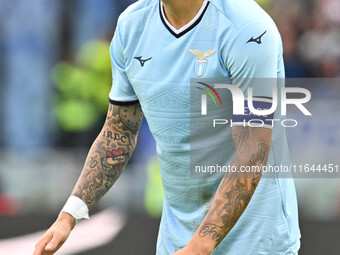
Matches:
[161,0,206,30]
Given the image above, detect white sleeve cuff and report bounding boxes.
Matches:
[60,196,90,222]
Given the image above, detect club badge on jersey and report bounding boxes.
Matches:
[188,49,216,77]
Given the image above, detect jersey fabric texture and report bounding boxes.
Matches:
[109,0,301,254]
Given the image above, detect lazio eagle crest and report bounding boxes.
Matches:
[188,49,216,77]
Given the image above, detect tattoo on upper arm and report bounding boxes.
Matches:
[72,103,143,209]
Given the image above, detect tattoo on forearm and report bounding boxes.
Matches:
[102,131,128,143]
[249,143,269,180]
[72,103,143,209]
[199,223,223,242]
[101,148,128,173]
[198,126,271,245]
[232,128,249,153]
[219,179,252,227]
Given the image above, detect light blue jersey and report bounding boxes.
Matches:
[109,0,300,254]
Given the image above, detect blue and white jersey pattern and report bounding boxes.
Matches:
[109,0,301,254]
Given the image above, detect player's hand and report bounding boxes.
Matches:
[33,212,75,255]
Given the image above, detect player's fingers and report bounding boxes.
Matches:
[33,243,45,255]
[33,232,53,255]
[45,231,66,253]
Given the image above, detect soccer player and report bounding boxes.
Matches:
[33,0,300,254]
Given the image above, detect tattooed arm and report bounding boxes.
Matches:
[174,126,271,255]
[33,102,143,255]
[71,102,143,209]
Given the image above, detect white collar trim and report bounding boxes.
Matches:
[160,0,210,35]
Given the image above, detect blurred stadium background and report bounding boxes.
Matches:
[0,0,339,254]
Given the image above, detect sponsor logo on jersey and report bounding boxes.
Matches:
[134,56,152,67]
[246,31,267,44]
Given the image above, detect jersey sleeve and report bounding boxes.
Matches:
[226,20,281,91]
[226,21,281,78]
[109,23,138,105]
[225,21,282,129]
